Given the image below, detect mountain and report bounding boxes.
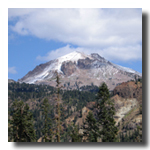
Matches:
[18,51,142,90]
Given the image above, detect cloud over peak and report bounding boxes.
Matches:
[36,44,142,62]
[9,8,142,62]
[9,8,141,47]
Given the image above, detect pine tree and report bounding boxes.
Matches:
[41,98,52,142]
[55,71,61,142]
[11,100,36,142]
[96,82,118,142]
[83,111,99,142]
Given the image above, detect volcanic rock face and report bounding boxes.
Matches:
[18,51,142,90]
[61,61,76,76]
[113,81,142,103]
[111,94,138,125]
[77,58,93,69]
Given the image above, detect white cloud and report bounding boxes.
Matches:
[36,45,87,61]
[9,8,142,62]
[8,67,17,74]
[8,8,36,19]
[36,44,142,62]
[96,45,142,61]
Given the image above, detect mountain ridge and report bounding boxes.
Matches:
[18,51,142,90]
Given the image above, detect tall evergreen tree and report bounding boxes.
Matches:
[96,82,118,142]
[11,100,36,142]
[41,98,52,142]
[55,71,61,142]
[83,111,99,142]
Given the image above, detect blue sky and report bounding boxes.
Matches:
[8,8,142,81]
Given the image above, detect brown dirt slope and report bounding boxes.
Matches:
[113,81,142,104]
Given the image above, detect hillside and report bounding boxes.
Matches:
[8,79,142,142]
[8,81,98,141]
[113,79,142,104]
[58,80,142,142]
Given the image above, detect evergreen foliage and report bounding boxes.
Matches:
[8,81,142,143]
[41,98,52,142]
[96,82,118,142]
[62,90,96,113]
[10,100,36,142]
[8,110,13,142]
[8,81,96,140]
[83,111,99,142]
[55,71,61,142]
[69,123,82,142]
[119,126,142,142]
[8,82,55,102]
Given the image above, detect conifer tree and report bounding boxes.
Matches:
[96,82,118,142]
[83,111,99,142]
[41,98,52,142]
[55,71,61,142]
[11,100,36,142]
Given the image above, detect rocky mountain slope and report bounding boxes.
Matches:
[113,80,142,104]
[62,80,142,140]
[18,51,142,90]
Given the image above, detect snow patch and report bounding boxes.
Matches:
[113,64,142,76]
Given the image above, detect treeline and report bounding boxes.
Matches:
[9,82,117,142]
[8,82,55,102]
[8,80,98,141]
[8,82,97,122]
[8,82,98,102]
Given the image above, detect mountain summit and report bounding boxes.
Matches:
[18,51,141,90]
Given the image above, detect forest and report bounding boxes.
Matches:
[8,78,142,142]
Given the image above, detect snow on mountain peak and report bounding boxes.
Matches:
[58,51,92,62]
[19,51,142,85]
[113,64,142,76]
[54,51,93,73]
[24,51,93,83]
